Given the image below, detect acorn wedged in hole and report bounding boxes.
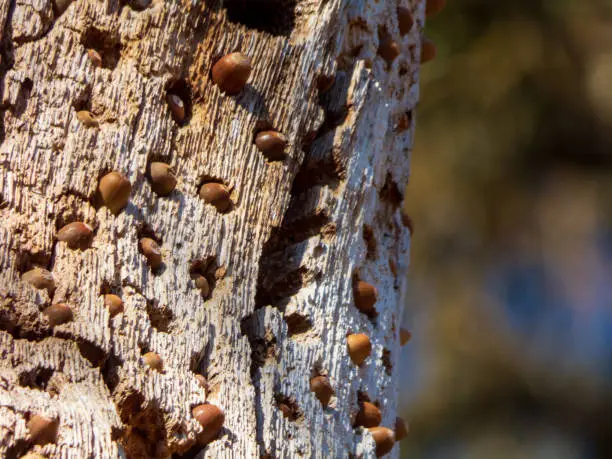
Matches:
[104,294,124,316]
[27,414,59,445]
[426,0,446,17]
[347,333,372,366]
[57,222,93,249]
[149,162,177,196]
[143,352,163,371]
[401,211,414,234]
[192,404,225,444]
[43,303,73,326]
[199,182,231,213]
[87,48,103,67]
[310,375,334,407]
[139,237,162,269]
[255,130,287,161]
[355,401,382,427]
[378,38,400,64]
[211,52,252,95]
[76,110,99,127]
[166,94,186,124]
[368,426,395,457]
[397,7,414,35]
[395,416,409,441]
[353,281,378,315]
[98,171,131,214]
[399,327,412,346]
[21,268,55,292]
[421,37,437,63]
[191,274,210,298]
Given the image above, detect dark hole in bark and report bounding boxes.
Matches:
[224,0,298,37]
[81,27,122,70]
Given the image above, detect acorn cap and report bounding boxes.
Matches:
[355,401,382,428]
[98,172,131,214]
[104,294,124,316]
[353,281,378,314]
[395,416,409,441]
[397,7,414,35]
[199,182,231,213]
[43,303,73,326]
[399,327,412,346]
[143,352,163,371]
[27,414,59,445]
[21,268,55,292]
[310,375,334,407]
[211,52,252,95]
[149,162,177,196]
[368,426,395,457]
[255,131,288,161]
[347,333,372,366]
[57,222,93,248]
[192,404,225,444]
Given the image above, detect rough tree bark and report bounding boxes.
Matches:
[0,0,422,457]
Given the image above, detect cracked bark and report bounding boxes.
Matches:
[0,0,422,457]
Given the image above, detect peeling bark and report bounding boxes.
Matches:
[0,0,422,457]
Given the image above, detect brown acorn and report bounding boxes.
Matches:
[104,294,124,316]
[98,171,131,214]
[192,274,210,297]
[76,110,99,128]
[192,404,225,444]
[347,333,372,366]
[21,268,55,292]
[143,352,163,371]
[255,131,287,161]
[401,211,414,235]
[353,281,378,315]
[397,7,414,35]
[199,183,231,213]
[87,49,103,67]
[211,52,252,95]
[355,401,382,428]
[421,37,437,63]
[139,237,162,269]
[399,327,412,346]
[310,375,334,407]
[378,38,401,64]
[149,162,177,196]
[27,414,59,445]
[43,303,73,326]
[166,94,186,124]
[395,416,409,441]
[368,426,395,457]
[57,222,93,248]
[426,0,446,17]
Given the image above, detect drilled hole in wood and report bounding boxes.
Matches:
[120,0,151,12]
[189,257,222,300]
[284,312,312,337]
[380,173,403,207]
[101,354,123,393]
[382,349,392,375]
[137,226,164,273]
[145,302,174,333]
[274,394,303,422]
[18,367,53,391]
[224,0,298,37]
[363,225,377,260]
[81,27,121,70]
[165,79,192,126]
[12,78,32,116]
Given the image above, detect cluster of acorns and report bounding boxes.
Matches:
[18,0,444,456]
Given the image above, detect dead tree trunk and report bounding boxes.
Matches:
[0,0,422,457]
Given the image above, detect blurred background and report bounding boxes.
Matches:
[400,1,612,458]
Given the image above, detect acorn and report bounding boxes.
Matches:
[143,352,163,371]
[87,49,103,67]
[76,110,99,128]
[395,416,409,441]
[57,222,93,248]
[378,38,400,64]
[211,52,252,95]
[199,183,231,213]
[310,375,334,407]
[355,401,382,428]
[139,237,162,269]
[397,7,414,35]
[192,404,225,444]
[149,162,177,196]
[21,268,55,292]
[421,37,437,63]
[353,281,378,315]
[27,414,58,445]
[401,211,414,234]
[426,0,446,17]
[43,303,73,326]
[399,327,412,346]
[255,131,287,161]
[368,426,395,457]
[104,294,124,316]
[347,333,372,366]
[192,274,210,297]
[166,94,186,124]
[98,171,131,214]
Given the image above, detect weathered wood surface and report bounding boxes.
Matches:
[0,0,421,457]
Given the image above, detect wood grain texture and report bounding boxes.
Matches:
[0,0,423,457]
